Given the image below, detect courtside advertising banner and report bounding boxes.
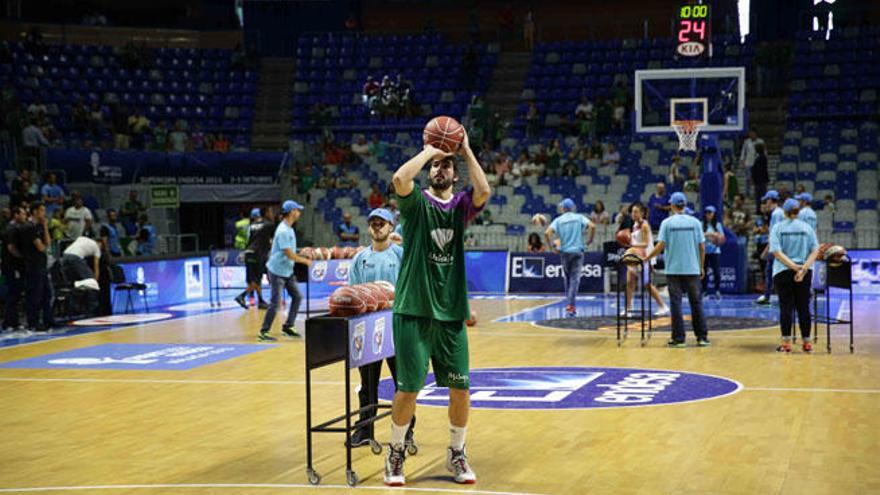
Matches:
[508,252,604,293]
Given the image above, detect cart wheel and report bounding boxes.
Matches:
[307,469,321,485]
[370,440,383,455]
[406,442,419,455]
[346,470,359,487]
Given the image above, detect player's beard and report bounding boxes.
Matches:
[429,174,453,192]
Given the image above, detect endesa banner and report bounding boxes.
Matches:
[508,252,604,293]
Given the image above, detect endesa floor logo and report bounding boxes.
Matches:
[378,366,741,409]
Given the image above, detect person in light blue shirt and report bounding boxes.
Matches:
[796,192,817,232]
[769,198,820,352]
[757,190,784,304]
[701,206,726,299]
[336,212,360,247]
[544,198,595,317]
[644,192,709,347]
[40,173,65,217]
[259,199,311,341]
[347,208,414,448]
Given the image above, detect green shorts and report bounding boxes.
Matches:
[392,313,470,392]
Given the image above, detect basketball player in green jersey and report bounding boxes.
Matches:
[384,129,490,486]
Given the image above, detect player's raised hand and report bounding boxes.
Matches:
[458,126,472,157]
[423,143,454,161]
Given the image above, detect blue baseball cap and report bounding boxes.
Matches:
[368,208,395,224]
[795,192,812,203]
[669,192,688,206]
[250,207,261,218]
[704,205,716,213]
[783,198,800,213]
[684,206,695,216]
[558,198,576,211]
[762,190,780,202]
[281,200,304,213]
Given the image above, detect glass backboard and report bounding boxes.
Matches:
[634,67,746,134]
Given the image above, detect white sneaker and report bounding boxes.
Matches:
[755,295,769,304]
[619,309,634,318]
[654,306,670,316]
[384,444,406,486]
[447,446,476,484]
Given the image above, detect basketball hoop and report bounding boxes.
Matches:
[672,120,704,151]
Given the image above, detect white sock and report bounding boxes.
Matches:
[390,421,409,448]
[449,425,467,450]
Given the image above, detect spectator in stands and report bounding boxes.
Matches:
[474,210,493,226]
[336,213,360,247]
[49,208,65,243]
[169,121,188,153]
[751,143,769,212]
[336,171,357,189]
[740,128,765,193]
[21,118,50,167]
[136,214,156,256]
[189,123,206,151]
[527,233,544,253]
[493,152,512,185]
[590,201,611,225]
[152,120,169,151]
[575,96,593,120]
[317,169,336,189]
[101,209,123,257]
[72,99,89,131]
[111,105,130,150]
[477,142,496,173]
[668,155,687,191]
[379,75,399,116]
[601,143,620,167]
[822,194,835,213]
[121,190,146,234]
[611,101,626,133]
[526,101,540,139]
[369,134,387,160]
[562,156,579,178]
[648,182,671,231]
[64,191,93,240]
[725,193,752,238]
[722,163,738,207]
[546,139,563,178]
[213,134,230,153]
[702,206,726,300]
[351,136,371,160]
[363,76,380,109]
[615,205,632,231]
[9,178,31,209]
[323,140,346,166]
[369,183,385,209]
[27,98,47,118]
[40,172,65,218]
[127,110,150,149]
[88,102,106,139]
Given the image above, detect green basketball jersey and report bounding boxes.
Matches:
[393,188,483,322]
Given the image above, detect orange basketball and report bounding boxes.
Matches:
[465,309,477,327]
[331,246,345,259]
[616,229,631,247]
[423,116,465,153]
[351,284,379,312]
[328,286,366,316]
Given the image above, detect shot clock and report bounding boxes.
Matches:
[676,3,711,57]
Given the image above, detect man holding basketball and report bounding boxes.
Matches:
[347,208,414,449]
[384,123,490,486]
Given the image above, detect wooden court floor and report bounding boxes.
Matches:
[1,297,879,495]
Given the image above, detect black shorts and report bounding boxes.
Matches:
[245,253,266,285]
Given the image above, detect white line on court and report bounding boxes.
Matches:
[1,377,878,395]
[0,483,550,495]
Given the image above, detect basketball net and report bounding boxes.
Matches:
[672,120,704,151]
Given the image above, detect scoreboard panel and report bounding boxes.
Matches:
[676,3,711,57]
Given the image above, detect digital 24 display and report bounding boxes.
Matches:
[676,3,711,57]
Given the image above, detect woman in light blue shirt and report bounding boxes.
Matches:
[769,198,820,353]
[701,206,726,299]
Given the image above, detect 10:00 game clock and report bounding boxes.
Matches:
[676,3,711,57]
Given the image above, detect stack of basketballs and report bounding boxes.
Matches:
[299,246,364,260]
[328,281,395,316]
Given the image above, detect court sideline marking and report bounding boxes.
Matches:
[0,483,550,495]
[0,377,878,395]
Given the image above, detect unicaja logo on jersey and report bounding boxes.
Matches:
[429,228,455,264]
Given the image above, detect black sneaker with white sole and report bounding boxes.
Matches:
[281,325,301,338]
